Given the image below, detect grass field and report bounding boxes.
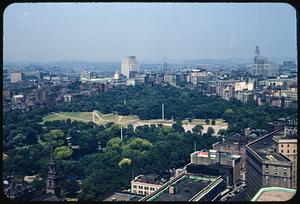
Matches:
[42,111,228,135]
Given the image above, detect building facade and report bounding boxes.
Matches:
[10,72,23,83]
[189,150,241,187]
[121,56,139,78]
[131,174,164,196]
[273,126,297,189]
[251,46,279,77]
[245,128,295,199]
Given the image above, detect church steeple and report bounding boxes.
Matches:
[48,145,57,174]
[46,145,61,196]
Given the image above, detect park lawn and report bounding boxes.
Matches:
[42,112,92,124]
[41,112,228,134]
[61,112,92,120]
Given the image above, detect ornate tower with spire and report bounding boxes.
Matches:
[254,45,260,64]
[45,146,61,196]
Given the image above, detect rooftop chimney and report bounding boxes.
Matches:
[168,185,177,194]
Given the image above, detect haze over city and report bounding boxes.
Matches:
[3,2,298,203]
[4,3,297,63]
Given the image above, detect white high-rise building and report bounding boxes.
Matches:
[10,72,22,83]
[121,56,139,78]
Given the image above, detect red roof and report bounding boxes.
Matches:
[197,151,208,156]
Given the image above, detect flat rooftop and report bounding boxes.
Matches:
[149,174,217,201]
[132,174,166,185]
[103,191,144,201]
[273,129,297,140]
[247,129,290,162]
[251,187,296,201]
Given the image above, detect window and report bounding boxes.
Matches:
[287,144,289,147]
[145,187,149,190]
[293,149,296,153]
[274,172,278,175]
[150,187,154,191]
[284,178,287,182]
[139,186,143,189]
[138,191,143,194]
[265,171,269,174]
[133,185,137,189]
[48,181,52,187]
[284,172,287,176]
[281,144,283,148]
[287,150,289,153]
[265,176,269,180]
[281,150,283,153]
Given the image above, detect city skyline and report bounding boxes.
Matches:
[4,3,297,63]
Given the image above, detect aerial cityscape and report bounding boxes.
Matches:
[3,2,297,202]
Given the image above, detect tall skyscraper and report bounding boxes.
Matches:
[10,72,22,83]
[121,56,139,78]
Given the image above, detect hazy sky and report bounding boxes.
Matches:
[3,3,297,63]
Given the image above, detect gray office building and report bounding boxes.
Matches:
[245,128,295,199]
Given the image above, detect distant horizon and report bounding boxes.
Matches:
[4,56,297,65]
[4,3,297,62]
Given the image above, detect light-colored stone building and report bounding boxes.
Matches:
[121,56,139,78]
[10,72,22,83]
[131,174,165,196]
[273,126,297,189]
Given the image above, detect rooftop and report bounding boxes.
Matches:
[251,187,296,201]
[103,191,144,201]
[32,192,65,201]
[246,129,291,163]
[132,174,166,185]
[144,173,219,201]
[273,126,297,140]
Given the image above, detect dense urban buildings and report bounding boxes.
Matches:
[3,47,297,202]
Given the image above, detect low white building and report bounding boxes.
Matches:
[131,174,165,195]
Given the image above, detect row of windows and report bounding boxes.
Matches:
[132,185,157,191]
[265,171,287,176]
[280,149,296,154]
[280,144,297,150]
[265,176,287,182]
[265,165,288,170]
[133,190,154,195]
